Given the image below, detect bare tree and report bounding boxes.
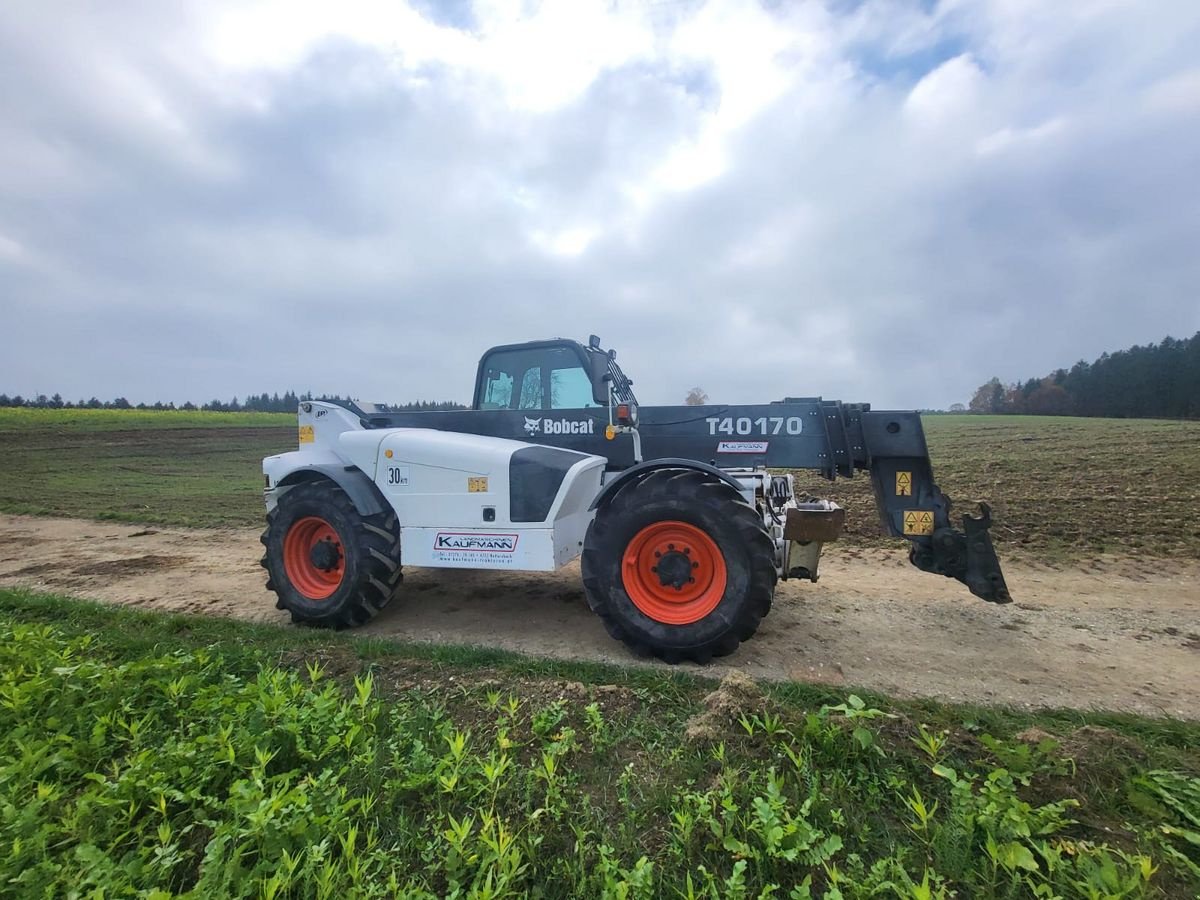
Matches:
[684,387,709,406]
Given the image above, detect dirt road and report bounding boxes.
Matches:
[2,513,1197,717]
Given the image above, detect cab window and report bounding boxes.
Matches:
[550,365,597,409]
[517,367,542,409]
[477,346,600,411]
[482,370,513,408]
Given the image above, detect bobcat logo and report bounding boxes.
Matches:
[523,416,541,435]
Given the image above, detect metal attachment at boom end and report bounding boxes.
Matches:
[961,503,1011,603]
[909,502,1011,604]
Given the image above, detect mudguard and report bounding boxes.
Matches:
[265,453,387,517]
[589,458,746,510]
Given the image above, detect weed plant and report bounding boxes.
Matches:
[1,607,1197,898]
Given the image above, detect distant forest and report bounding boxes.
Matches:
[6,331,1198,419]
[965,331,1200,419]
[0,391,466,413]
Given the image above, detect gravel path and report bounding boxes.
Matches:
[2,513,1197,717]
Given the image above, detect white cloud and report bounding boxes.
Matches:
[1144,68,1200,115]
[207,0,656,113]
[976,117,1067,156]
[0,232,30,265]
[903,54,985,124]
[531,225,600,258]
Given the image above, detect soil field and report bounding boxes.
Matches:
[800,414,1200,562]
[3,514,1198,718]
[2,409,1197,561]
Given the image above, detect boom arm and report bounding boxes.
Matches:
[692,400,1009,603]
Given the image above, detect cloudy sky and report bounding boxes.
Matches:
[1,0,1198,409]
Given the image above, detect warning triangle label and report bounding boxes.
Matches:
[903,510,934,535]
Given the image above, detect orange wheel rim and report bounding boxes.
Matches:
[283,516,344,600]
[622,520,726,625]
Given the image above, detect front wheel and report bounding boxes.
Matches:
[581,468,776,663]
[261,480,402,628]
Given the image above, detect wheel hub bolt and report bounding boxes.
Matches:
[310,538,341,572]
[655,550,693,590]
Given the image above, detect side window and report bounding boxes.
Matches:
[551,366,599,409]
[517,367,542,409]
[482,370,513,409]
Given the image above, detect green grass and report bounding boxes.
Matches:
[2,409,1198,561]
[1,588,1198,898]
[0,409,293,528]
[0,407,294,431]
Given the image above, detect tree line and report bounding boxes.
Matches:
[0,391,465,413]
[967,331,1200,418]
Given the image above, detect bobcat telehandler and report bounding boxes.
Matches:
[261,336,1009,663]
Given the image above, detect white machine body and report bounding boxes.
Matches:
[264,402,605,572]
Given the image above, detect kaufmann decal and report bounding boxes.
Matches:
[717,441,769,454]
[432,532,519,565]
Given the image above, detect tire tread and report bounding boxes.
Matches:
[263,480,402,629]
[581,467,776,664]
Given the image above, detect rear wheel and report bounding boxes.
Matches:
[261,480,402,628]
[581,468,776,663]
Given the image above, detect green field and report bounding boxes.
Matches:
[0,408,293,528]
[2,587,1198,898]
[2,408,1197,561]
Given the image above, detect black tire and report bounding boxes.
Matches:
[260,479,402,628]
[580,468,776,664]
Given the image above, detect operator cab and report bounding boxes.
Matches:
[472,336,637,413]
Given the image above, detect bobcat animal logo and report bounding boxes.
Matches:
[523,416,541,435]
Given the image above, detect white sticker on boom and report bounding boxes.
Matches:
[717,441,769,454]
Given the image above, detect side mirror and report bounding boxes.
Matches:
[588,352,610,406]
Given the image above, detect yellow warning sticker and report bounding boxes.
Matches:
[903,510,935,535]
[298,425,315,444]
[468,476,489,493]
[896,471,912,496]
